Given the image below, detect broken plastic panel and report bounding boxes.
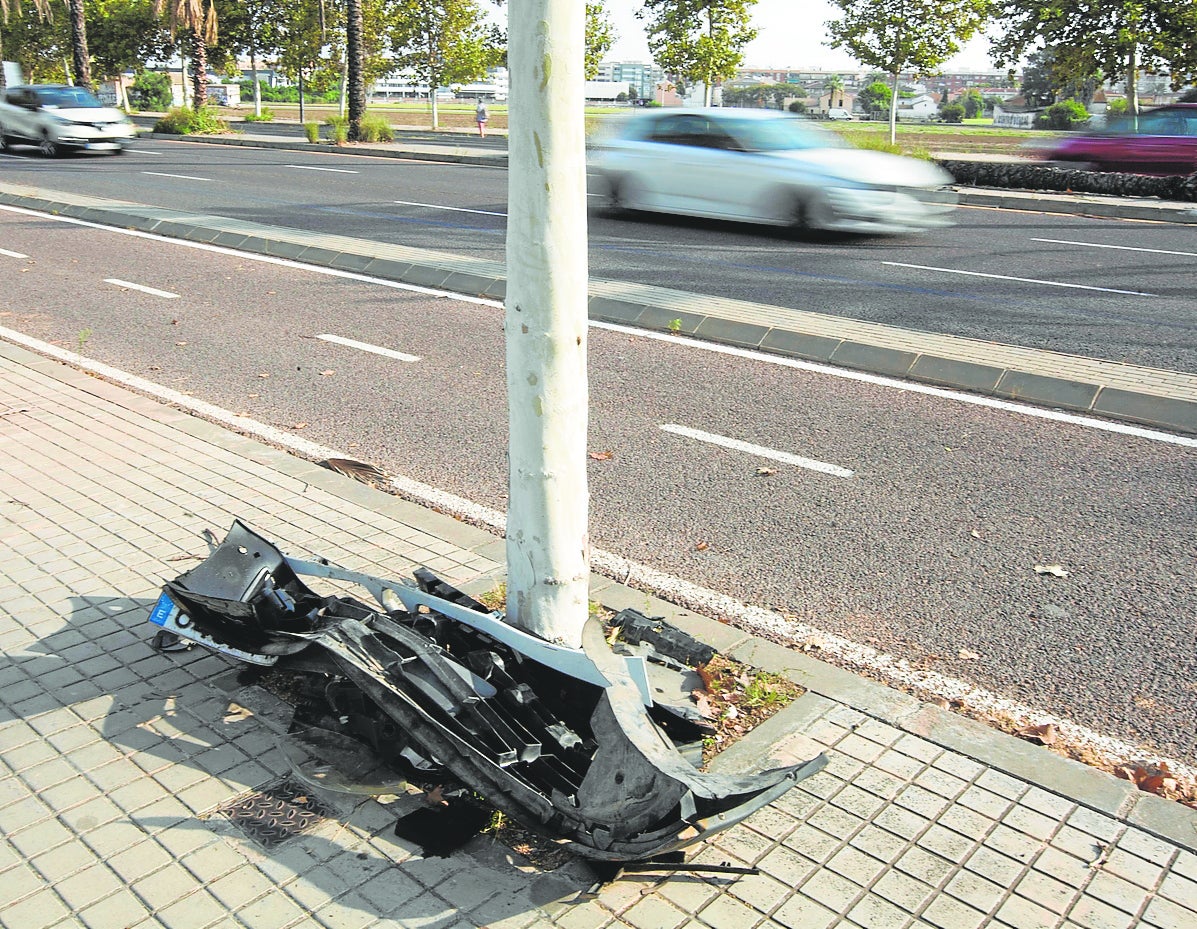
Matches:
[151,521,827,861]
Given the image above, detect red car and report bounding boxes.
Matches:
[1043,103,1197,175]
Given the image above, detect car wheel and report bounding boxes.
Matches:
[39,135,60,158]
[604,176,640,217]
[0,131,8,153]
[791,193,831,234]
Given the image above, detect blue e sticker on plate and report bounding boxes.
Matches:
[148,592,179,627]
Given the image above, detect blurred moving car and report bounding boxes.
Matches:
[0,84,135,156]
[588,108,956,235]
[1041,103,1197,175]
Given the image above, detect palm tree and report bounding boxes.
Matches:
[1,0,51,90]
[155,0,217,109]
[345,0,364,140]
[823,73,844,110]
[66,0,90,88]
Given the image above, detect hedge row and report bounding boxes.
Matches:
[936,160,1197,202]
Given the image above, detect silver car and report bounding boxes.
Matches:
[588,108,956,234]
[0,84,135,156]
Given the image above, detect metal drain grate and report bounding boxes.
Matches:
[216,777,333,848]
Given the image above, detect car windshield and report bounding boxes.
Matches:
[34,87,103,109]
[719,116,846,152]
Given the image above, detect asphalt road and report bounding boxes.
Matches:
[2,208,1194,768]
[2,139,1196,374]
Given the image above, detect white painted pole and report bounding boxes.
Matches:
[504,0,590,647]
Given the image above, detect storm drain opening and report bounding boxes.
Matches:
[216,777,334,848]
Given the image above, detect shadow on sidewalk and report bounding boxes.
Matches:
[0,593,595,919]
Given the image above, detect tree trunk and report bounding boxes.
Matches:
[888,71,900,146]
[68,0,91,89]
[191,28,208,109]
[1127,44,1140,122]
[249,10,262,118]
[298,69,306,124]
[346,0,365,140]
[504,0,590,647]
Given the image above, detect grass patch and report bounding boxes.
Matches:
[154,106,230,135]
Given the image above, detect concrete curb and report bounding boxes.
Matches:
[143,130,506,168]
[4,180,1194,436]
[9,331,1194,857]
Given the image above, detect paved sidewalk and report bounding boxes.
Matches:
[3,335,1197,928]
[1,178,1194,436]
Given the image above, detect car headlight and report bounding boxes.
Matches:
[45,113,76,126]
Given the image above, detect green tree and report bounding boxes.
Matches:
[1037,97,1088,129]
[825,0,988,144]
[1,0,52,89]
[991,0,1197,116]
[388,0,501,129]
[154,0,218,108]
[823,72,844,108]
[939,100,964,121]
[637,0,757,107]
[856,78,892,118]
[959,87,983,117]
[1018,47,1101,109]
[88,0,171,89]
[129,69,172,108]
[1104,96,1128,116]
[1,0,64,84]
[584,2,613,80]
[267,0,342,122]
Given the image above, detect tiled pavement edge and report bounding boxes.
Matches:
[4,339,1197,929]
[2,174,1196,437]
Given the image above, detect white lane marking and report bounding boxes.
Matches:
[317,333,420,362]
[125,149,161,155]
[598,321,1197,449]
[1032,237,1197,258]
[882,261,1157,296]
[0,248,29,259]
[104,278,179,298]
[2,202,1193,451]
[393,199,506,217]
[660,424,855,478]
[287,164,359,174]
[2,320,1191,787]
[143,171,210,182]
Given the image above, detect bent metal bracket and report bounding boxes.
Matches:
[149,521,827,862]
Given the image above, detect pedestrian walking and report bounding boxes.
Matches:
[475,99,489,137]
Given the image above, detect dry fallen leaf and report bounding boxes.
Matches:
[694,540,710,551]
[174,341,187,346]
[588,450,614,461]
[958,649,982,660]
[695,664,716,692]
[723,704,739,721]
[1017,722,1058,746]
[293,422,308,429]
[799,635,824,653]
[970,529,981,539]
[319,370,335,377]
[691,690,716,719]
[424,785,449,808]
[257,373,270,379]
[756,467,778,476]
[1034,564,1069,577]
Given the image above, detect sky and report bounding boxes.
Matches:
[602,0,1000,73]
